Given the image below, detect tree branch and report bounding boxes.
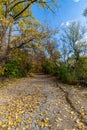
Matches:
[13,0,38,20]
[10,0,25,11]
[16,37,34,48]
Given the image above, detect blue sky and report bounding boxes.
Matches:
[32,0,87,28]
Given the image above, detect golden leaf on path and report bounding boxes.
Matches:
[56,124,59,127]
[81,112,85,116]
[22,127,26,130]
[25,125,29,129]
[76,119,80,123]
[66,109,70,112]
[81,118,85,123]
[15,128,20,130]
[64,115,67,118]
[8,119,14,126]
[81,106,84,109]
[77,100,80,104]
[70,111,74,115]
[2,123,6,128]
[58,117,63,121]
[28,118,31,123]
[44,118,49,123]
[55,103,58,106]
[13,122,17,126]
[0,121,3,126]
[16,117,22,122]
[36,119,41,125]
[41,122,45,128]
[40,111,48,116]
[19,110,25,114]
[8,127,11,130]
[45,123,50,127]
[77,123,84,130]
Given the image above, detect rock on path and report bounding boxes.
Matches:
[0,74,87,130]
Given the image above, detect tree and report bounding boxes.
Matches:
[0,0,57,20]
[0,0,58,65]
[60,21,86,63]
[44,39,60,63]
[83,7,87,17]
[60,42,70,64]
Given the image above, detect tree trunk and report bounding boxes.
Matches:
[0,26,10,66]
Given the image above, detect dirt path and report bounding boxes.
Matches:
[0,74,87,130]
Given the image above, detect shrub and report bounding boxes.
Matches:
[75,57,87,80]
[42,61,57,74]
[66,71,78,85]
[4,50,32,78]
[28,72,35,77]
[58,64,69,82]
[0,66,6,76]
[57,64,78,84]
[4,59,23,77]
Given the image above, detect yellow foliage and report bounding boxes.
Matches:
[0,66,6,75]
[28,72,35,78]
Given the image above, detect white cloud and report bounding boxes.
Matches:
[60,21,70,27]
[66,21,70,26]
[61,20,79,27]
[73,0,80,2]
[60,22,65,26]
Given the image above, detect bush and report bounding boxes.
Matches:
[66,72,78,85]
[58,64,78,84]
[75,57,87,80]
[57,57,87,85]
[27,72,35,77]
[58,65,69,82]
[4,50,32,78]
[4,59,23,77]
[0,66,6,76]
[42,61,57,74]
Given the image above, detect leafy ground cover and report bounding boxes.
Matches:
[0,74,87,130]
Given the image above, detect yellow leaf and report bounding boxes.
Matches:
[41,122,45,128]
[81,112,85,116]
[16,117,22,122]
[44,118,49,123]
[0,121,3,126]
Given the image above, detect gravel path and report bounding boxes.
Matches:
[0,74,87,130]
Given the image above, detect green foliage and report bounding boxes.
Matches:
[4,50,32,78]
[32,65,40,72]
[28,72,35,77]
[4,59,23,78]
[75,57,87,79]
[57,57,87,84]
[58,65,69,82]
[0,66,6,76]
[58,64,78,84]
[42,60,57,74]
[66,71,78,85]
